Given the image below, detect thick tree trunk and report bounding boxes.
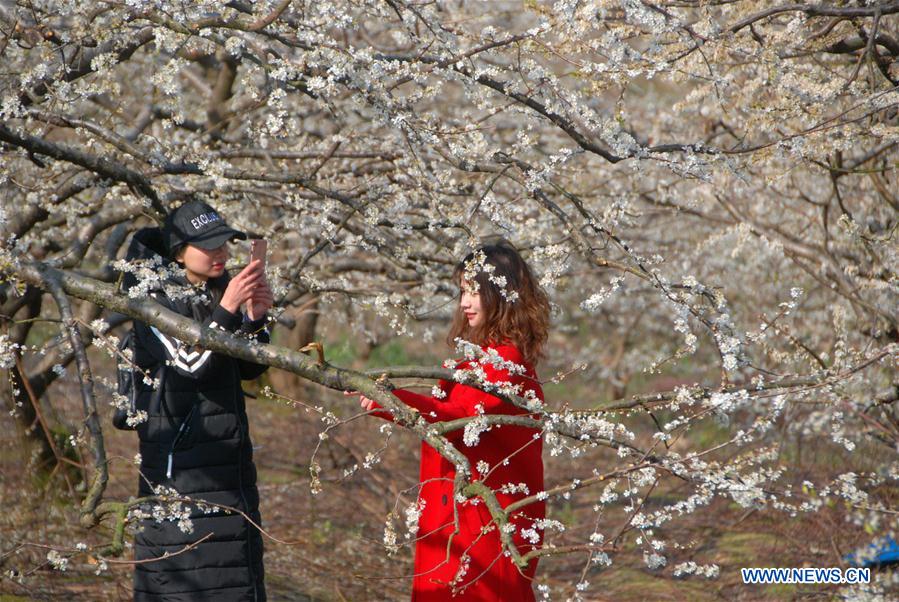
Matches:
[0,287,71,481]
[266,295,319,395]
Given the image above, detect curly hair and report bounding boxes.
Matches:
[446,242,551,367]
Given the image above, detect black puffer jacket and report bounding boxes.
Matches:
[125,228,269,602]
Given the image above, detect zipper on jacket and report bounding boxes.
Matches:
[166,405,197,480]
[232,369,258,601]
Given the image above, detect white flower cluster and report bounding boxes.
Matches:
[126,410,149,428]
[382,513,399,555]
[544,411,635,457]
[111,256,174,299]
[478,193,516,233]
[476,346,528,376]
[463,414,490,447]
[830,411,857,452]
[834,473,869,506]
[632,468,657,488]
[498,482,530,495]
[672,561,720,579]
[449,341,530,404]
[643,551,667,570]
[532,518,565,533]
[711,311,747,373]
[46,550,68,571]
[672,314,698,355]
[531,243,570,290]
[0,333,22,369]
[450,552,471,588]
[704,389,751,413]
[460,250,519,302]
[150,57,189,96]
[148,485,194,534]
[404,498,425,539]
[580,275,625,313]
[520,526,541,545]
[89,318,110,335]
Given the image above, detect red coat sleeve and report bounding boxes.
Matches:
[393,345,532,423]
[360,384,449,422]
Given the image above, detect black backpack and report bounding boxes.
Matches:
[113,328,167,431]
[112,226,170,430]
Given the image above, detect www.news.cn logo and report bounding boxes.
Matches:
[742,567,870,585]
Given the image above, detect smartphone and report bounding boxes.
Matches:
[250,239,267,268]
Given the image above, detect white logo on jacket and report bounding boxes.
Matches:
[150,326,213,374]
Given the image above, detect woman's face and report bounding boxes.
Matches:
[459,280,484,328]
[178,243,229,284]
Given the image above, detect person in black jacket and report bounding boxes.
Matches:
[127,201,273,601]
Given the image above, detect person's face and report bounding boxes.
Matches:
[178,243,229,284]
[459,280,484,328]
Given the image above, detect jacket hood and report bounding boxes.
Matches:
[128,227,168,261]
[121,227,170,294]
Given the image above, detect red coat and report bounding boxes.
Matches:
[375,344,545,601]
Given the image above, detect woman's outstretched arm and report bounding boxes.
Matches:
[357,345,531,424]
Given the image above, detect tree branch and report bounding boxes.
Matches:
[0,124,166,218]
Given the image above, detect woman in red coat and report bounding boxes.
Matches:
[354,242,551,600]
